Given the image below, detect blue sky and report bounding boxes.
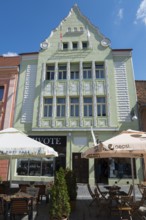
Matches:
[0,0,146,80]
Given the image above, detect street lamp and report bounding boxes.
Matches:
[68,133,72,169]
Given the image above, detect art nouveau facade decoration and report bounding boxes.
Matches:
[13,5,140,184]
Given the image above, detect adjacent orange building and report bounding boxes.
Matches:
[0,56,20,180]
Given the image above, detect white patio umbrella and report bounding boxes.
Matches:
[82,129,146,200]
[0,127,58,185]
[0,127,58,158]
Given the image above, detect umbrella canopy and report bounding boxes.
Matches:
[82,129,146,159]
[82,129,146,201]
[0,128,58,159]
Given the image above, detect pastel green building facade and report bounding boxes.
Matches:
[13,5,141,185]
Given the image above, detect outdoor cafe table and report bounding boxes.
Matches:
[104,186,128,201]
[0,192,34,219]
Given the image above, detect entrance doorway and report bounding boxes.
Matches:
[94,159,108,184]
[73,153,89,183]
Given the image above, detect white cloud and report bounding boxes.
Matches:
[3,52,18,57]
[136,0,146,25]
[117,8,124,20]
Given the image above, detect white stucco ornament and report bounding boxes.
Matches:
[40,40,48,49]
[101,38,111,47]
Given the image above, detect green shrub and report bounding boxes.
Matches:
[49,168,71,219]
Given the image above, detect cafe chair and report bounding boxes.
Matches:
[0,197,5,219]
[19,184,30,193]
[34,184,48,203]
[10,197,33,220]
[87,184,98,207]
[26,186,40,214]
[95,183,109,200]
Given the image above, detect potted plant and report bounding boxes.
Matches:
[49,167,71,220]
[65,168,77,211]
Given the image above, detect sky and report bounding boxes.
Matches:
[0,0,146,80]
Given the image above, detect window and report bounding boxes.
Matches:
[70,98,79,117]
[83,65,92,79]
[71,71,79,79]
[82,41,88,49]
[17,158,54,176]
[63,42,68,50]
[57,98,66,117]
[97,97,106,116]
[80,27,84,32]
[0,86,4,101]
[46,65,55,80]
[67,27,71,32]
[44,98,53,117]
[74,27,77,32]
[58,65,67,80]
[72,42,78,50]
[95,64,104,79]
[84,97,92,117]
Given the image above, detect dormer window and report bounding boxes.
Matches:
[72,42,78,50]
[67,27,71,32]
[63,42,68,50]
[82,41,88,49]
[80,27,84,32]
[74,27,77,32]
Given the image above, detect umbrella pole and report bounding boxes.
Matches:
[9,157,12,188]
[131,158,135,201]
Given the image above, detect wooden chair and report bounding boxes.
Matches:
[95,183,109,200]
[26,186,40,215]
[10,197,33,220]
[19,184,30,193]
[0,197,5,219]
[34,184,48,203]
[0,184,5,194]
[87,184,97,206]
[110,188,146,220]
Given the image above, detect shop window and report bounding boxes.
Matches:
[0,86,4,101]
[57,97,66,117]
[46,65,55,80]
[84,97,92,117]
[70,97,79,117]
[17,158,54,177]
[95,64,105,79]
[97,97,106,116]
[44,98,53,117]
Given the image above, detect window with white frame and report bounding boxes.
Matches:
[57,98,66,117]
[46,65,55,80]
[70,97,79,117]
[83,65,92,79]
[0,86,4,101]
[97,97,106,116]
[71,71,79,79]
[95,64,104,79]
[58,65,67,80]
[44,98,53,117]
[84,97,92,117]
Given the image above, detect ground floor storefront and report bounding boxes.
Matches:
[6,131,144,185]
